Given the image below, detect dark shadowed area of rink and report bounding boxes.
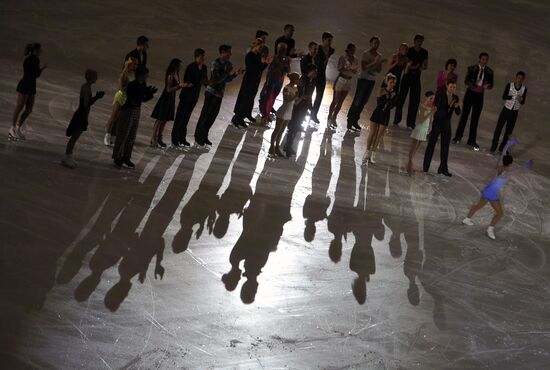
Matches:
[1,0,550,369]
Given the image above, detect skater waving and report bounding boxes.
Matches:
[462,138,533,240]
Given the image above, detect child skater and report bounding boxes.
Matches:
[268,72,300,157]
[62,69,105,168]
[462,138,533,240]
[406,91,436,175]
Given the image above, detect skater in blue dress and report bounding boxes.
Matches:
[462,138,533,240]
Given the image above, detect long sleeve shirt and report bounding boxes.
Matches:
[22,55,42,81]
[180,61,208,101]
[464,64,494,93]
[274,36,296,57]
[314,46,335,77]
[436,70,458,94]
[433,92,461,125]
[125,49,147,69]
[502,82,527,110]
[121,80,155,110]
[300,54,315,75]
[244,51,268,79]
[205,58,237,98]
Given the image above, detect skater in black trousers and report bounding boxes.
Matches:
[453,52,494,151]
[231,38,272,128]
[423,80,461,177]
[490,71,527,153]
[393,34,428,129]
[125,35,149,69]
[256,30,269,57]
[62,69,104,169]
[300,42,318,75]
[284,64,317,157]
[311,32,335,123]
[171,49,208,147]
[112,67,158,168]
[194,44,244,146]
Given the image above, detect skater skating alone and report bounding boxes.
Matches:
[9,43,47,141]
[462,138,533,240]
[62,69,105,168]
[406,91,436,175]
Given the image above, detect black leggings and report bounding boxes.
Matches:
[66,130,83,154]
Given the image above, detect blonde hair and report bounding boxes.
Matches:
[384,73,397,84]
[118,57,137,90]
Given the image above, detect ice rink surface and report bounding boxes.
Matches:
[1,1,550,369]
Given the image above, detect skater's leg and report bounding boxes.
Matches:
[489,201,504,226]
[467,198,488,218]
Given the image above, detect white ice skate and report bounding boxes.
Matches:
[462,217,474,226]
[487,226,496,240]
[369,152,376,164]
[8,127,18,141]
[361,150,370,166]
[104,133,111,146]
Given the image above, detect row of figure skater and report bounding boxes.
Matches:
[10,28,528,166]
[8,27,534,239]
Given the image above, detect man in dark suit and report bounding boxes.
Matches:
[453,52,494,151]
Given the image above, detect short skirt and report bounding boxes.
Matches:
[334,77,352,92]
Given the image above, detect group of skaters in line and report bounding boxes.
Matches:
[8,26,534,240]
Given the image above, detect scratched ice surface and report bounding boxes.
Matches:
[1,0,550,369]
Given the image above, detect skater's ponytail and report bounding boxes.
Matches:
[24,43,41,56]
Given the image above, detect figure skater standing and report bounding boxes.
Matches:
[327,43,358,129]
[9,43,47,141]
[150,58,190,148]
[406,91,436,175]
[112,66,157,168]
[62,69,105,168]
[362,73,397,164]
[462,138,533,240]
[269,72,300,157]
[104,57,137,146]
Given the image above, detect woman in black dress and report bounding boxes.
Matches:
[363,73,398,164]
[231,38,271,128]
[9,43,47,141]
[150,58,188,148]
[62,69,105,168]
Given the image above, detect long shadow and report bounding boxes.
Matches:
[213,128,265,239]
[349,156,377,305]
[172,128,247,254]
[302,130,333,242]
[0,144,116,367]
[103,150,204,311]
[326,134,359,263]
[221,126,315,304]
